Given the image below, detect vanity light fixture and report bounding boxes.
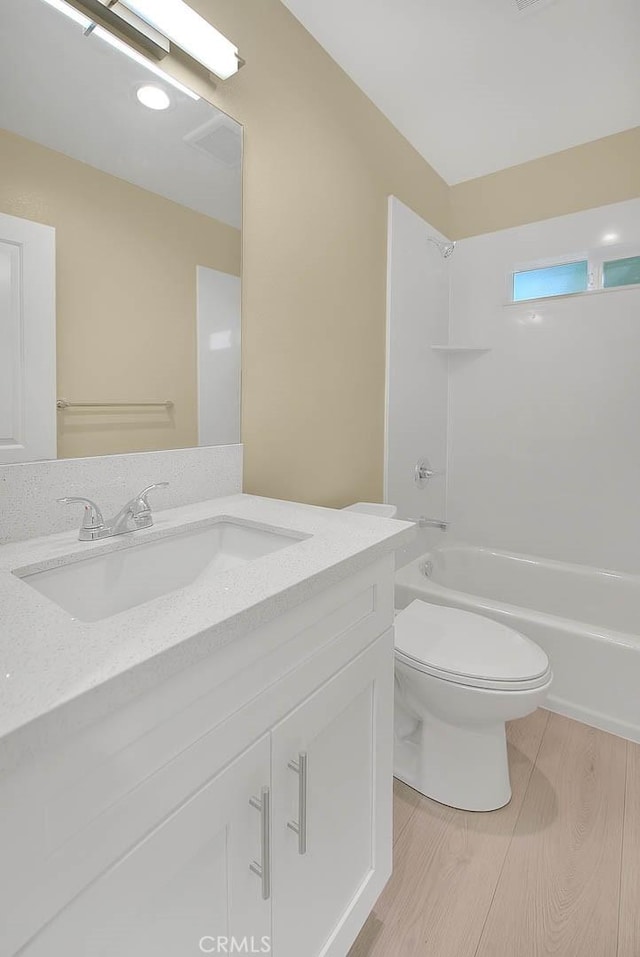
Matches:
[137,84,171,110]
[38,0,200,99]
[118,0,242,80]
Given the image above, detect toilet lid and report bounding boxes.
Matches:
[395,600,550,689]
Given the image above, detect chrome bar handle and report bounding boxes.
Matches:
[249,787,271,900]
[287,752,308,855]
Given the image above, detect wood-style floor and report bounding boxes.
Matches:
[349,710,639,957]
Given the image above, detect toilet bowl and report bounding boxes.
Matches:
[394,600,552,811]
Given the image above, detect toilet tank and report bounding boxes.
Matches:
[342,502,398,519]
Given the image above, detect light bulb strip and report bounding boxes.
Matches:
[118,0,240,80]
[69,0,171,60]
[38,0,200,100]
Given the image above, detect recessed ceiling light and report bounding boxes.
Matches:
[137,85,171,110]
[602,232,620,244]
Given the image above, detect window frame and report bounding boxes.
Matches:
[590,244,640,292]
[509,242,640,304]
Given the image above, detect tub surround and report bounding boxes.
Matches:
[0,444,243,545]
[387,197,640,576]
[385,196,640,756]
[0,494,414,770]
[448,198,640,574]
[385,197,448,552]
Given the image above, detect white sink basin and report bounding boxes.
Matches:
[16,519,304,622]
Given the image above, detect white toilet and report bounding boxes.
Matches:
[394,600,552,811]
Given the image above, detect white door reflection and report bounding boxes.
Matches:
[197,266,241,447]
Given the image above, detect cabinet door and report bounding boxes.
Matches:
[271,632,394,957]
[21,735,272,957]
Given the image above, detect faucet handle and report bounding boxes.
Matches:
[57,496,105,530]
[134,483,170,511]
[414,457,443,489]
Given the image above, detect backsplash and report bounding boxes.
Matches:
[0,445,243,544]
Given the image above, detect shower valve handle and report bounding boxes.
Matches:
[415,457,443,488]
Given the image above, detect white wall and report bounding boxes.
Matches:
[385,197,450,564]
[448,198,640,573]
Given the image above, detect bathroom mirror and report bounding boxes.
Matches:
[0,0,242,463]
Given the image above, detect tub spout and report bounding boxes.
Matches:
[416,517,449,530]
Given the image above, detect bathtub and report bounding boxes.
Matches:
[395,544,640,743]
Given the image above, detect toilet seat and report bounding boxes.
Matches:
[395,600,551,692]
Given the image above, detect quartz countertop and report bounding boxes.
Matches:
[0,494,414,770]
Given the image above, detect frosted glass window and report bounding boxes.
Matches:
[603,256,640,289]
[513,261,588,301]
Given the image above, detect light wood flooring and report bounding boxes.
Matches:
[349,710,639,957]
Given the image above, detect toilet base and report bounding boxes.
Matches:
[395,714,512,812]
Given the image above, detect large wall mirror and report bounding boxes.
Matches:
[0,0,242,463]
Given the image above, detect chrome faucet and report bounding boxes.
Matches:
[58,483,169,541]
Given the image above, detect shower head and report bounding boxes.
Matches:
[427,236,456,258]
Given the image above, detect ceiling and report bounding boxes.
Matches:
[0,0,242,227]
[281,0,640,184]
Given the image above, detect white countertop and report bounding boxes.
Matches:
[0,494,414,770]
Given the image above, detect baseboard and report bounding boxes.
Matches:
[544,696,640,745]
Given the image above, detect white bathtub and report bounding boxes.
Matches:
[395,544,640,743]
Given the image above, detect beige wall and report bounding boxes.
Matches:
[450,127,640,239]
[135,1,640,506]
[119,0,450,507]
[0,127,240,459]
[200,1,453,506]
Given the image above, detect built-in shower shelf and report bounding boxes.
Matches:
[430,345,492,353]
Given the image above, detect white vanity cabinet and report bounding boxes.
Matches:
[271,635,392,957]
[1,555,396,957]
[20,735,273,957]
